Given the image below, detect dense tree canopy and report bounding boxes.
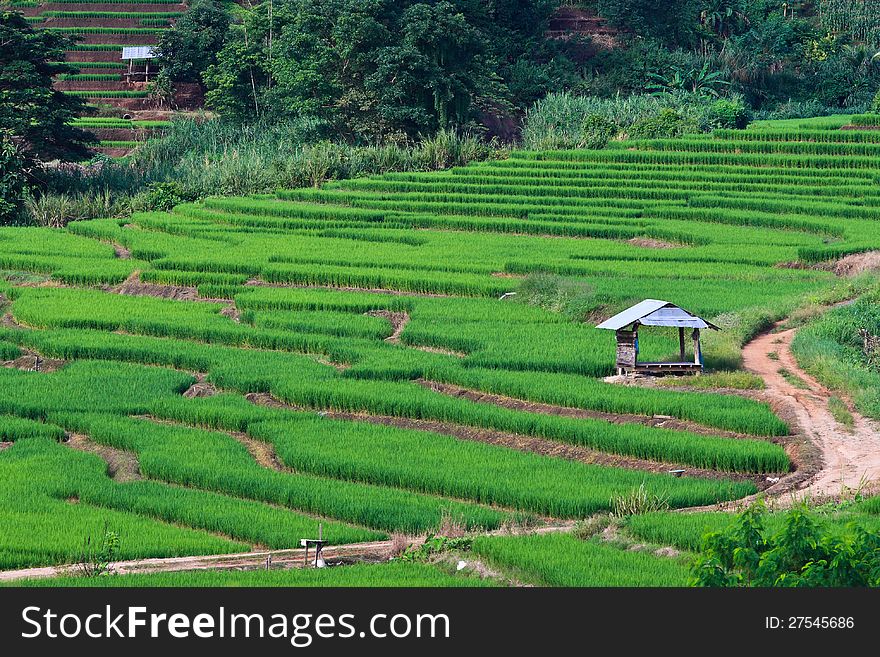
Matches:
[154,0,230,85]
[0,11,95,223]
[161,0,572,140]
[692,503,880,587]
[145,1,880,137]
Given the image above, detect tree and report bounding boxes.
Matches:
[0,134,28,224]
[598,0,702,46]
[366,2,503,137]
[1,11,94,223]
[691,502,880,587]
[203,12,271,119]
[0,11,92,161]
[154,0,231,86]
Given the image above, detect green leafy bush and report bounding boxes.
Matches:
[135,182,187,212]
[578,114,619,149]
[629,108,695,139]
[709,98,751,129]
[691,503,880,587]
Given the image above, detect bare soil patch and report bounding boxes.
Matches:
[182,374,217,399]
[114,271,234,306]
[114,271,199,301]
[411,344,467,357]
[833,250,880,277]
[366,309,409,343]
[227,430,287,473]
[112,242,131,260]
[3,350,66,373]
[0,312,24,330]
[219,304,241,323]
[627,237,680,249]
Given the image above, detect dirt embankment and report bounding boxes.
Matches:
[742,325,880,500]
[3,347,66,373]
[366,309,409,343]
[114,271,200,301]
[832,250,880,277]
[66,434,142,483]
[244,392,765,486]
[418,379,766,442]
[113,271,235,306]
[182,373,218,398]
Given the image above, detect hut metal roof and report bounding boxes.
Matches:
[596,299,720,331]
[121,46,156,60]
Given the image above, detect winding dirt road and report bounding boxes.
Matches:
[742,325,880,499]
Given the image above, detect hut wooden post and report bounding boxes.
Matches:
[614,329,638,376]
[692,328,702,366]
[678,327,686,362]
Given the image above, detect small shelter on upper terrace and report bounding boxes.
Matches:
[121,46,157,83]
[596,299,720,376]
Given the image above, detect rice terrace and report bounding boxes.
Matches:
[2,117,880,587]
[3,1,880,597]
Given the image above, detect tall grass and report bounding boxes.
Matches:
[32,119,504,224]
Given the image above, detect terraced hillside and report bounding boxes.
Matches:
[1,125,879,583]
[10,0,183,155]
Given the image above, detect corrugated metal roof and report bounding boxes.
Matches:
[121,46,157,60]
[596,299,719,330]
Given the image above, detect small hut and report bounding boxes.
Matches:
[596,299,719,376]
[121,46,157,83]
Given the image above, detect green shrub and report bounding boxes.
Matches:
[628,109,695,139]
[691,503,880,587]
[709,98,751,129]
[578,114,619,149]
[134,182,188,212]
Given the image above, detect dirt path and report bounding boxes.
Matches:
[0,540,398,583]
[111,242,132,260]
[742,325,880,499]
[0,522,575,583]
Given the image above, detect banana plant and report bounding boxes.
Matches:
[647,62,730,97]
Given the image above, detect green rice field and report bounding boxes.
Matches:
[2,122,879,585]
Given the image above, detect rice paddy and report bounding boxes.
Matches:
[2,122,878,585]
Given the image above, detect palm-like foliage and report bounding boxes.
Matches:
[647,62,730,97]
